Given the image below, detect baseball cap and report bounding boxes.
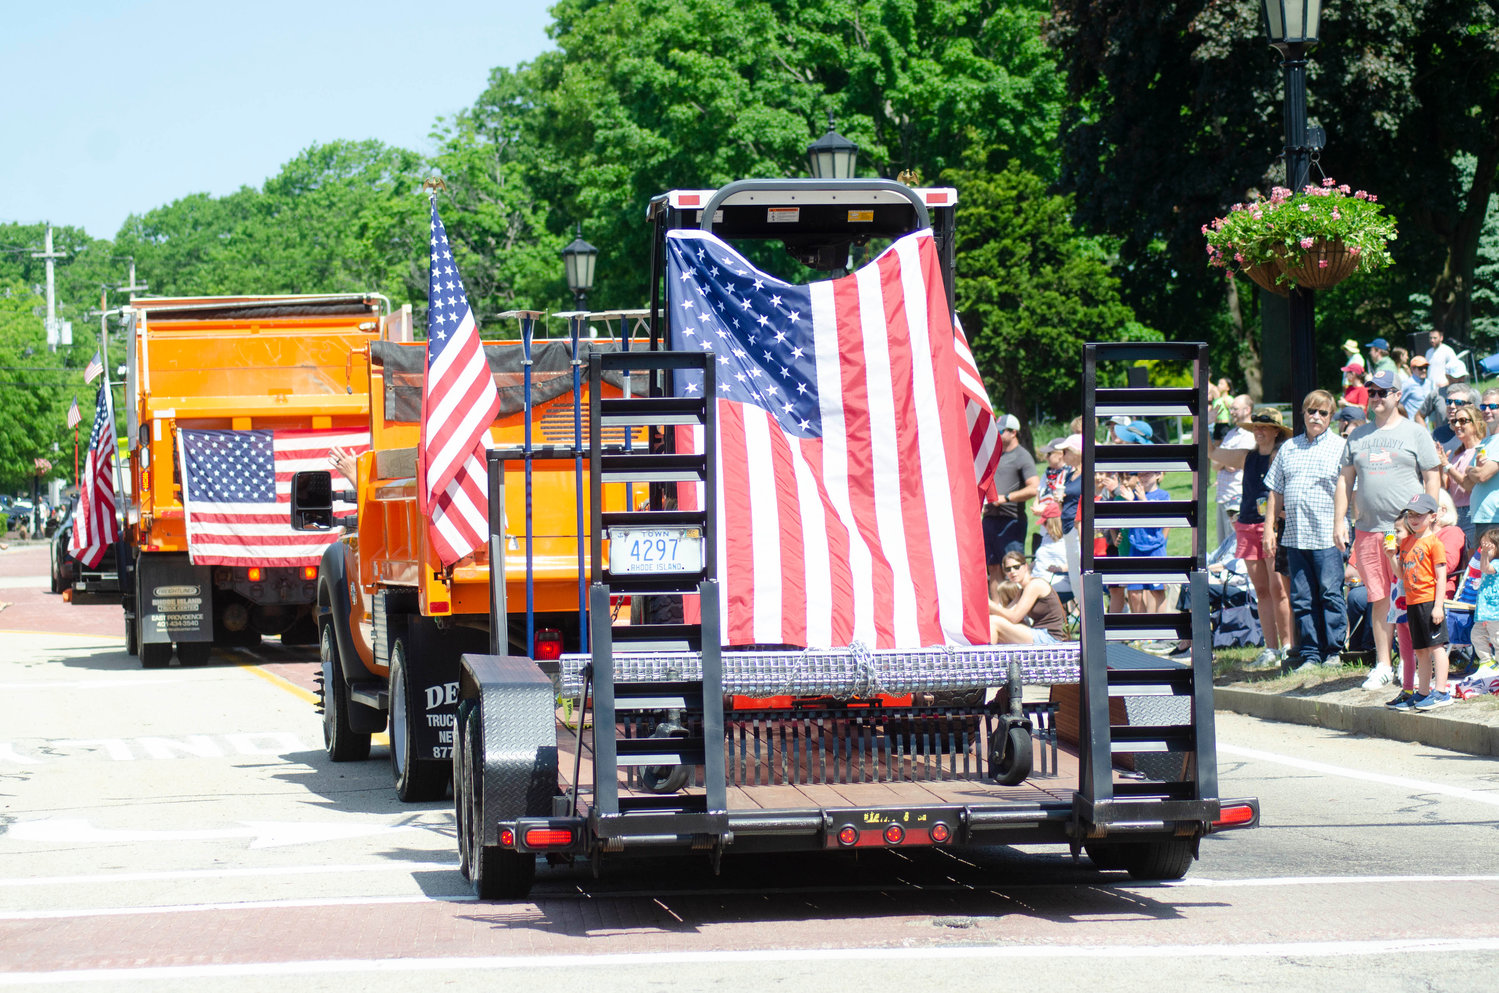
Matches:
[1108,414,1132,426]
[1340,362,1363,374]
[1057,433,1083,453]
[1410,355,1429,368]
[1368,370,1399,391]
[999,413,1020,432]
[1336,406,1367,424]
[1366,337,1390,351]
[1406,493,1438,515]
[1114,422,1154,444]
[1036,500,1062,520]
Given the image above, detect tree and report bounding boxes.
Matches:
[949,162,1156,437]
[1047,0,1499,389]
[0,282,73,494]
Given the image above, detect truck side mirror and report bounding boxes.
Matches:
[291,471,334,530]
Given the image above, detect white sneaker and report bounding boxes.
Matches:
[1362,664,1394,690]
[1244,648,1280,670]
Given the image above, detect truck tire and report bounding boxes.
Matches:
[140,641,172,669]
[176,642,212,667]
[389,639,450,802]
[461,705,535,900]
[321,622,371,762]
[124,611,139,657]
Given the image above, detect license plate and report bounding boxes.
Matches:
[608,527,703,575]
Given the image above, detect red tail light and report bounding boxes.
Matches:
[929,822,951,844]
[883,824,905,845]
[524,828,574,848]
[1214,802,1257,827]
[534,628,563,661]
[428,600,450,615]
[302,566,317,581]
[247,567,262,582]
[837,825,859,847]
[499,828,515,847]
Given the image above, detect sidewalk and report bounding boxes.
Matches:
[1215,664,1499,758]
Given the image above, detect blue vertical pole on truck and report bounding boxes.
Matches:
[520,313,535,655]
[569,311,588,653]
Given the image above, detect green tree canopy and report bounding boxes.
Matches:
[0,282,74,493]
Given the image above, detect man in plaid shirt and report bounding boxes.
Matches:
[1264,390,1350,672]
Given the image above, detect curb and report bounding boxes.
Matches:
[1216,687,1499,757]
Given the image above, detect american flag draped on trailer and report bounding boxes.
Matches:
[668,228,991,650]
[69,384,119,568]
[416,199,500,567]
[178,428,367,566]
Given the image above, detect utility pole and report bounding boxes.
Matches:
[32,226,66,351]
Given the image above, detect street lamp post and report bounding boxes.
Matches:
[806,111,859,180]
[561,224,598,313]
[1262,0,1323,433]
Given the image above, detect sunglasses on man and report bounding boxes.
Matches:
[1366,388,1394,399]
[1481,403,1499,411]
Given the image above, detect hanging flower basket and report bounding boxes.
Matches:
[1203,179,1397,293]
[1279,237,1361,290]
[1243,258,1289,297]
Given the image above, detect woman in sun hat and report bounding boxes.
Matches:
[1230,408,1295,668]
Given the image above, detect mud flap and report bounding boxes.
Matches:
[137,553,213,645]
[397,616,491,762]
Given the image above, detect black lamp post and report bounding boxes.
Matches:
[806,111,859,180]
[1262,0,1324,433]
[561,224,598,312]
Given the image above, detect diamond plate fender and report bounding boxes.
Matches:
[458,653,560,847]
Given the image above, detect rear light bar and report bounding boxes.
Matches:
[511,818,586,853]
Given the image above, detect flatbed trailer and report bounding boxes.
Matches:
[449,180,1258,899]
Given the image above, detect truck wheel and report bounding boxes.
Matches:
[989,725,1033,786]
[389,639,450,802]
[124,612,139,657]
[176,642,212,667]
[140,642,172,669]
[462,706,536,900]
[321,623,371,762]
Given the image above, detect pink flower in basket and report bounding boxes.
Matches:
[1300,237,1314,249]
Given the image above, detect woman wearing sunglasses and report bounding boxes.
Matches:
[989,550,1069,645]
[1439,402,1483,549]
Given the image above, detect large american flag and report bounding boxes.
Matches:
[416,199,499,566]
[179,428,367,566]
[69,384,119,568]
[668,229,990,649]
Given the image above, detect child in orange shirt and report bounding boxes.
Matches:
[1395,493,1453,711]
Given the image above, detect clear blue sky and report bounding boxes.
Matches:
[0,0,555,240]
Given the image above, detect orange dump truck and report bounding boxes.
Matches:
[292,313,647,801]
[120,294,395,668]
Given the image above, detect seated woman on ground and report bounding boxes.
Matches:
[989,550,1070,645]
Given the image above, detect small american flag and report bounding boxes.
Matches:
[179,428,367,567]
[669,228,989,649]
[66,395,81,430]
[83,351,104,384]
[416,199,499,566]
[69,385,119,568]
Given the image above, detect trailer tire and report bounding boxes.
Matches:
[1086,838,1195,880]
[462,706,536,900]
[140,641,172,669]
[322,623,371,762]
[989,725,1032,786]
[176,642,212,667]
[1121,837,1196,881]
[389,639,449,802]
[454,699,476,881]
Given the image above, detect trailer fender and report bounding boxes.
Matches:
[457,654,558,847]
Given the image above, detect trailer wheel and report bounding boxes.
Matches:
[1120,837,1196,881]
[454,699,476,881]
[389,639,450,802]
[989,724,1032,786]
[321,623,371,762]
[1083,842,1129,871]
[462,706,536,900]
[140,642,172,669]
[176,642,212,667]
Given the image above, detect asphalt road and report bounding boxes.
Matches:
[3,543,1498,992]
